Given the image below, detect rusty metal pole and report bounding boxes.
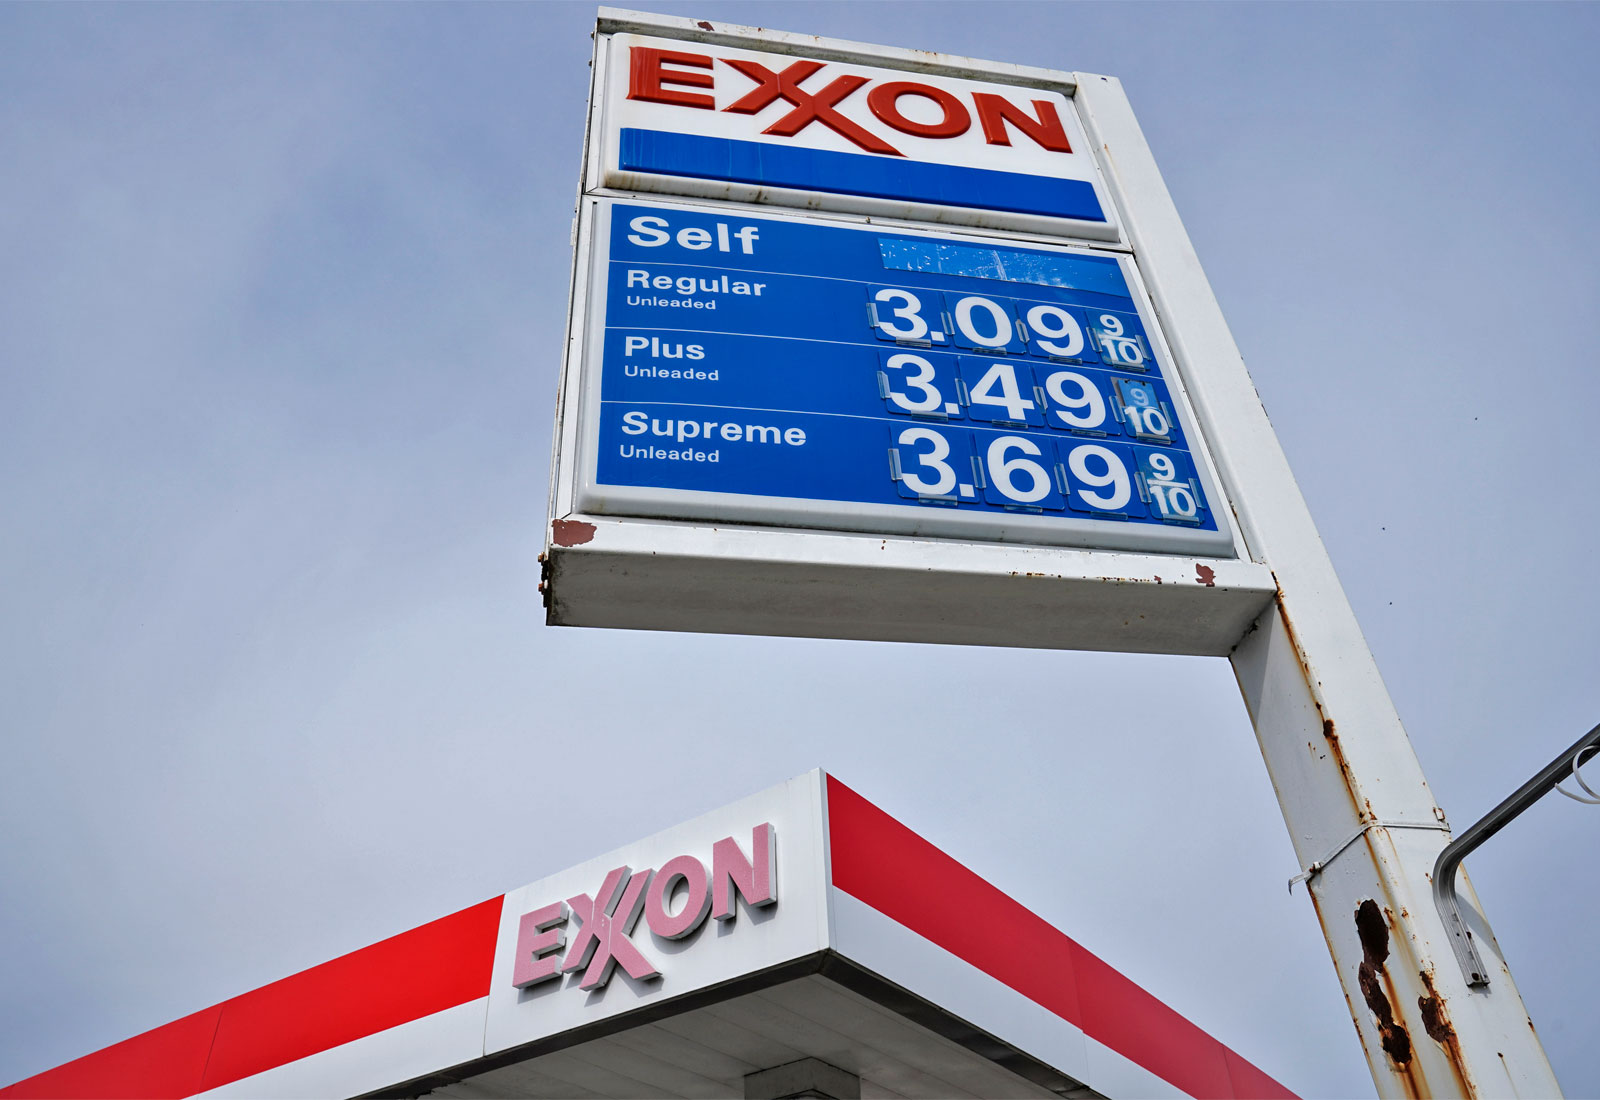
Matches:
[1073,76,1563,1097]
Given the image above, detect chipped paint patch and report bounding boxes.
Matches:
[1195,563,1216,587]
[552,519,597,547]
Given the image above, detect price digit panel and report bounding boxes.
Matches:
[577,199,1233,557]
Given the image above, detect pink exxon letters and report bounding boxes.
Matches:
[510,823,777,994]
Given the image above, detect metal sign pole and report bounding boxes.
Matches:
[549,12,1563,1092]
[1073,75,1561,1096]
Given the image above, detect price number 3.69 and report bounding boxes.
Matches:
[893,425,1202,519]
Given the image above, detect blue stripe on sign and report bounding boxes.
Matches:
[617,128,1107,223]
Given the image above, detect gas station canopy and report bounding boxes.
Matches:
[3,773,1293,1100]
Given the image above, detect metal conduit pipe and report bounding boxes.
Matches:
[1434,721,1600,985]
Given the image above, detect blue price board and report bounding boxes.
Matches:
[571,199,1232,556]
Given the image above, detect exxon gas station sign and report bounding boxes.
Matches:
[592,32,1120,241]
[511,823,775,993]
[544,12,1263,653]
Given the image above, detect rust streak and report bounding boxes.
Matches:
[1314,889,1412,1097]
[1315,710,1370,825]
[551,519,597,547]
[1418,980,1454,1045]
[1272,602,1370,820]
[1356,900,1415,1071]
[1418,969,1474,1094]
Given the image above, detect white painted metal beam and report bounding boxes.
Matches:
[544,516,1275,655]
[1071,70,1561,1097]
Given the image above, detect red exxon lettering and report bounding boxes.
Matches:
[972,93,1073,152]
[626,46,1076,157]
[720,58,903,156]
[629,46,715,109]
[867,81,971,139]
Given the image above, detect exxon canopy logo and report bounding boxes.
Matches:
[628,45,1075,160]
[511,823,776,993]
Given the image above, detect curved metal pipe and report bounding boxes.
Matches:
[1433,721,1600,986]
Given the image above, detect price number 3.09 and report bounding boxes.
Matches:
[868,285,1150,370]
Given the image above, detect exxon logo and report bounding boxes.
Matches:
[511,823,776,993]
[628,46,1075,159]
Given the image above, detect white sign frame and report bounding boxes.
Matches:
[544,12,1276,655]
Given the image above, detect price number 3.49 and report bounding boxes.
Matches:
[881,351,1181,446]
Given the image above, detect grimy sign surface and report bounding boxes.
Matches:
[546,10,1562,1097]
[575,32,1232,556]
[584,201,1229,555]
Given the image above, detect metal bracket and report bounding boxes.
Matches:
[1287,820,1449,894]
[1433,721,1600,987]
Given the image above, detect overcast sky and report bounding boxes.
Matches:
[2,3,1597,1097]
